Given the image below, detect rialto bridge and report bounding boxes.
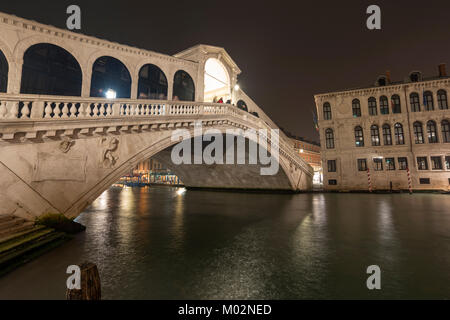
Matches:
[0,12,313,220]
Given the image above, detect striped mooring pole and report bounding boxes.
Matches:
[406,167,413,194]
[367,168,373,193]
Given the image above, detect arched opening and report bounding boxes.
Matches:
[137,64,168,100]
[90,56,131,99]
[323,102,332,120]
[325,128,334,149]
[0,49,8,93]
[237,100,248,112]
[203,58,230,102]
[173,70,195,101]
[20,43,82,96]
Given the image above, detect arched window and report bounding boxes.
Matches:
[427,120,438,143]
[368,97,377,116]
[352,99,361,117]
[355,126,364,147]
[0,49,8,93]
[394,123,405,145]
[237,100,248,112]
[173,70,195,101]
[410,72,422,82]
[137,64,167,100]
[437,89,448,110]
[382,124,392,145]
[424,91,434,111]
[413,122,424,144]
[371,125,380,146]
[392,94,401,113]
[377,76,387,86]
[380,96,389,114]
[410,93,420,112]
[442,120,450,143]
[323,102,332,120]
[20,43,82,96]
[325,129,334,149]
[90,56,131,98]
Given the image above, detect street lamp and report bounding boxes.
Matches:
[105,89,117,99]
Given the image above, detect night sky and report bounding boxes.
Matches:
[1,0,449,142]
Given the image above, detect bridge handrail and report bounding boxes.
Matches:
[0,93,313,177]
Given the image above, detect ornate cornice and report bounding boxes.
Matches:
[0,11,198,67]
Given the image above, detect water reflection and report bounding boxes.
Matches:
[0,188,449,300]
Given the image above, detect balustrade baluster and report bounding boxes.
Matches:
[44,102,53,118]
[91,103,98,117]
[69,103,77,118]
[8,101,19,119]
[54,103,62,119]
[61,103,69,118]
[99,104,106,117]
[21,102,31,119]
[0,101,6,118]
[107,104,113,117]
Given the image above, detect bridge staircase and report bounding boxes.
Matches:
[0,215,68,277]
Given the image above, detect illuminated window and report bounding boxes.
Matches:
[427,120,438,143]
[410,93,420,112]
[414,122,424,144]
[417,157,428,170]
[437,90,448,110]
[442,120,450,143]
[352,99,361,117]
[371,125,380,146]
[358,159,367,171]
[328,160,337,172]
[424,91,434,111]
[382,124,392,145]
[394,123,405,145]
[323,102,332,120]
[398,157,408,170]
[392,95,401,113]
[325,129,334,149]
[386,158,395,171]
[431,156,443,170]
[374,158,383,171]
[355,126,364,147]
[368,97,377,116]
[380,96,389,114]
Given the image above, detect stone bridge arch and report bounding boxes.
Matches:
[0,102,312,220]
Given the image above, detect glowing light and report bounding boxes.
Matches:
[176,188,187,196]
[204,59,229,92]
[105,89,117,99]
[300,149,304,153]
[234,84,240,91]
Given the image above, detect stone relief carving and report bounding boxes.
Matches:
[59,137,76,153]
[101,137,120,168]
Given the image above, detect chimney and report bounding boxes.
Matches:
[385,70,391,84]
[438,64,447,77]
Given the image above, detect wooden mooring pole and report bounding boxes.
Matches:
[66,262,101,300]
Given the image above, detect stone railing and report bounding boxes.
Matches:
[0,94,233,120]
[0,93,313,177]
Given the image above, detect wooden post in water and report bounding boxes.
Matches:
[66,262,101,300]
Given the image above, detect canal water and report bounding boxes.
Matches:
[0,186,449,299]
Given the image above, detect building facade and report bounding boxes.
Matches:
[290,137,322,185]
[315,66,450,191]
